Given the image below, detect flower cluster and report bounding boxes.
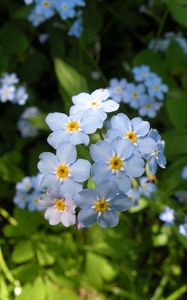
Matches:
[25,0,84,37]
[107,65,168,118]
[37,88,166,228]
[17,107,41,138]
[0,73,28,105]
[14,174,42,211]
[148,32,187,55]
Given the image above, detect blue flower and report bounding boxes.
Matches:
[28,8,47,26]
[107,78,127,103]
[24,0,34,4]
[179,223,187,236]
[145,75,168,101]
[70,88,119,122]
[35,0,55,18]
[182,166,187,180]
[54,0,76,20]
[105,113,156,155]
[27,190,42,211]
[126,188,141,206]
[17,107,40,138]
[0,84,15,103]
[68,18,83,37]
[138,96,162,118]
[75,181,133,228]
[39,184,76,226]
[159,207,175,225]
[1,73,19,85]
[132,65,152,82]
[140,176,157,197]
[123,83,145,108]
[13,191,28,209]
[46,111,103,149]
[90,138,145,193]
[14,87,28,105]
[16,176,33,192]
[146,129,166,174]
[38,142,91,191]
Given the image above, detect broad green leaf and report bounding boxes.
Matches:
[163,129,187,158]
[166,89,187,128]
[166,0,187,27]
[85,252,117,288]
[0,151,23,183]
[36,242,55,266]
[54,58,88,111]
[12,263,39,283]
[165,42,186,75]
[17,277,46,300]
[11,240,34,264]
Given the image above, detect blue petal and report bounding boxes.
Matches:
[40,174,59,189]
[47,130,68,149]
[81,115,103,133]
[56,142,77,164]
[110,194,133,211]
[38,152,58,174]
[91,162,111,183]
[90,141,113,162]
[46,113,68,130]
[98,210,119,228]
[71,159,91,182]
[75,189,97,208]
[114,138,134,159]
[68,131,89,146]
[111,113,131,132]
[125,156,145,177]
[78,208,97,227]
[60,179,82,196]
[114,175,131,193]
[131,117,150,136]
[137,137,156,154]
[95,181,119,199]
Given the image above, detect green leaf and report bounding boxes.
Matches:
[12,263,39,283]
[11,240,34,264]
[17,277,46,300]
[166,0,187,27]
[85,252,117,288]
[0,276,9,300]
[165,42,186,75]
[36,242,55,267]
[166,89,187,128]
[54,58,88,111]
[163,129,187,159]
[0,151,23,183]
[46,280,78,300]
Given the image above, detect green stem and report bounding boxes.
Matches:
[153,8,169,52]
[0,247,17,286]
[0,207,17,226]
[98,129,104,140]
[165,285,187,300]
[151,272,170,300]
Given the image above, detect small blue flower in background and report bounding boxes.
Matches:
[0,72,28,105]
[145,75,168,101]
[132,65,152,82]
[0,84,15,103]
[175,190,187,202]
[38,33,49,43]
[179,223,187,236]
[107,78,127,103]
[75,181,133,228]
[91,138,145,193]
[106,113,156,155]
[138,96,162,118]
[24,0,34,4]
[14,87,28,105]
[54,0,76,20]
[146,129,166,174]
[14,174,43,211]
[140,176,157,197]
[68,18,83,38]
[46,110,103,149]
[39,184,76,226]
[127,188,141,206]
[35,0,55,18]
[159,207,175,225]
[70,88,119,122]
[17,107,41,138]
[38,142,91,191]
[123,83,145,109]
[28,8,47,26]
[182,166,187,180]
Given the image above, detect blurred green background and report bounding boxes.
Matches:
[0,0,187,299]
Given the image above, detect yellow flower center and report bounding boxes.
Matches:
[125,131,137,143]
[95,199,108,212]
[132,92,139,98]
[145,103,152,109]
[61,3,68,11]
[56,164,69,180]
[153,85,160,91]
[42,1,49,7]
[109,156,123,171]
[54,198,66,211]
[89,100,100,108]
[66,120,80,132]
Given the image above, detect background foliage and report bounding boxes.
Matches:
[0,0,187,299]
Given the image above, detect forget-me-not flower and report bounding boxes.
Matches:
[76,181,133,228]
[140,176,157,197]
[159,207,175,225]
[138,96,162,118]
[145,76,168,100]
[38,142,91,191]
[107,78,127,103]
[46,111,103,149]
[182,166,187,180]
[91,138,145,193]
[132,65,152,82]
[123,83,145,108]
